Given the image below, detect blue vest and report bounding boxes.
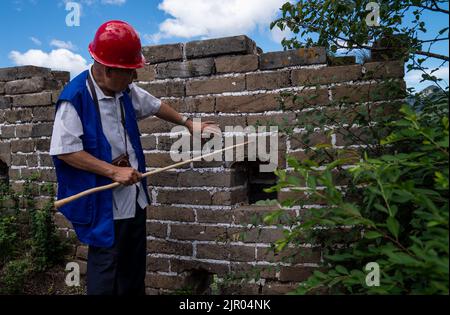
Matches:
[52,70,150,248]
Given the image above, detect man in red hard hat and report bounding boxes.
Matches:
[50,20,217,295]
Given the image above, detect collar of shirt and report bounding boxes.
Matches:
[88,65,124,101]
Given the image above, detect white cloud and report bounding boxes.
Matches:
[9,49,89,78]
[148,0,286,43]
[405,66,449,89]
[270,26,293,44]
[50,39,77,51]
[30,37,42,46]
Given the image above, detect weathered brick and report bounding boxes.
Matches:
[0,126,16,139]
[76,245,88,260]
[147,205,195,222]
[138,116,176,134]
[291,64,362,86]
[51,71,70,84]
[5,77,58,95]
[283,88,330,109]
[140,135,157,150]
[137,81,185,98]
[246,112,296,126]
[186,76,245,96]
[145,152,190,168]
[171,258,230,275]
[231,263,277,280]
[216,94,279,113]
[146,257,170,272]
[21,168,56,182]
[232,205,295,225]
[4,108,33,123]
[136,64,156,81]
[31,123,53,137]
[229,226,287,243]
[279,266,316,282]
[197,244,256,262]
[289,132,332,150]
[212,189,247,205]
[334,127,375,146]
[185,96,215,112]
[0,96,12,110]
[145,273,187,290]
[196,208,232,224]
[39,153,54,167]
[10,140,34,153]
[32,106,55,122]
[186,35,257,59]
[212,115,247,130]
[170,224,228,241]
[146,222,168,238]
[157,189,211,205]
[11,91,54,107]
[0,82,5,94]
[161,98,185,112]
[246,70,291,91]
[148,239,192,258]
[147,170,178,186]
[0,142,11,166]
[8,169,21,181]
[156,135,182,151]
[363,61,405,79]
[215,55,259,74]
[156,58,215,79]
[12,154,38,167]
[14,125,32,138]
[0,66,51,81]
[142,43,183,64]
[260,47,326,70]
[54,213,72,229]
[256,247,321,264]
[332,81,406,103]
[178,170,232,187]
[35,138,51,151]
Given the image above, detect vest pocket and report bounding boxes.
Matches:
[61,194,94,225]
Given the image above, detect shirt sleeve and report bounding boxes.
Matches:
[49,101,84,156]
[128,82,162,120]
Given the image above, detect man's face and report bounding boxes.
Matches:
[104,67,137,93]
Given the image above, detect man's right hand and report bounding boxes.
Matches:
[111,166,142,186]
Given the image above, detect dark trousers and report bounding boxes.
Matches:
[87,201,147,295]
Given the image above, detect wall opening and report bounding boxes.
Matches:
[0,160,8,190]
[233,160,278,205]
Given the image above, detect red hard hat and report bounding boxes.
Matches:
[88,20,146,69]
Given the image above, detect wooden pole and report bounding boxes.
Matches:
[54,141,249,209]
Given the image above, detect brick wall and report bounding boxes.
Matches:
[0,35,405,295]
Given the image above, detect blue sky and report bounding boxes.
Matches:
[0,0,448,91]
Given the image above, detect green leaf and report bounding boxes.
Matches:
[386,217,400,239]
[335,265,349,275]
[364,231,383,239]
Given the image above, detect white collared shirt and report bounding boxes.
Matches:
[50,66,161,220]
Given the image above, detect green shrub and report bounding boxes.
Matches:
[266,95,449,294]
[0,175,68,294]
[0,258,32,294]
